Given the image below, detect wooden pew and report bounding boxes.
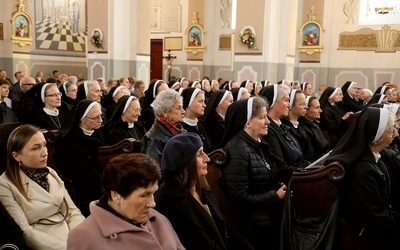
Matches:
[206,149,252,239]
[98,138,142,169]
[0,122,23,173]
[281,162,345,249]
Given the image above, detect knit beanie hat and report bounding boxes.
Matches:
[161,133,203,173]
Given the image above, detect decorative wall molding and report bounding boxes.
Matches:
[338,25,400,52]
[237,65,257,83]
[220,0,232,28]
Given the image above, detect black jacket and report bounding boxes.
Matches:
[281,118,312,165]
[33,109,67,130]
[223,130,283,249]
[155,182,229,250]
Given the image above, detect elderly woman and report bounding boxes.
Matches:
[142,89,185,163]
[156,133,239,249]
[300,82,312,96]
[319,87,352,148]
[0,124,84,249]
[180,87,211,153]
[0,79,17,124]
[33,83,66,130]
[59,80,77,113]
[56,99,105,216]
[139,79,169,131]
[202,90,233,150]
[298,96,329,162]
[220,97,287,249]
[341,81,364,113]
[325,107,400,249]
[76,80,103,103]
[106,95,144,145]
[260,84,306,171]
[240,80,254,94]
[67,153,184,250]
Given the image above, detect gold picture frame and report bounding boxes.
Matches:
[298,6,324,55]
[185,12,205,55]
[10,1,33,47]
[164,37,182,51]
[0,23,3,40]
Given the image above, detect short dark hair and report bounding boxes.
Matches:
[134,80,144,89]
[0,78,10,86]
[102,153,161,200]
[52,70,59,75]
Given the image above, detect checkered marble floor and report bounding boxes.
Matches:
[35,17,86,52]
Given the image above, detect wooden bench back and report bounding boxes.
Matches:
[290,162,345,217]
[98,138,142,170]
[0,122,23,173]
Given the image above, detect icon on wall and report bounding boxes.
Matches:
[185,11,205,55]
[11,0,33,47]
[298,6,324,55]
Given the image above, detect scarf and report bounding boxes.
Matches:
[21,166,50,192]
[156,115,185,136]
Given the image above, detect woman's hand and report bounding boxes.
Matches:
[342,111,353,120]
[276,183,287,200]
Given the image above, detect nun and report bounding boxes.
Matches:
[101,85,131,119]
[281,89,311,165]
[298,96,329,162]
[319,87,352,148]
[220,97,286,250]
[59,80,77,113]
[325,107,400,249]
[259,84,306,172]
[139,79,168,131]
[33,83,66,130]
[231,87,251,102]
[202,90,233,150]
[341,81,364,112]
[55,99,106,216]
[180,87,211,153]
[106,95,145,145]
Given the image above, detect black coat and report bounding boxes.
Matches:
[0,102,18,124]
[223,130,283,249]
[182,119,212,153]
[155,182,229,250]
[139,106,155,132]
[298,117,329,162]
[204,110,225,150]
[319,104,349,148]
[55,126,105,216]
[340,149,400,249]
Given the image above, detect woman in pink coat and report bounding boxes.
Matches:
[67,153,184,250]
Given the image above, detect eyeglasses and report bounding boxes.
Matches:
[22,83,36,87]
[126,108,142,114]
[85,113,105,122]
[45,92,62,98]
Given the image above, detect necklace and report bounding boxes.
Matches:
[49,115,61,129]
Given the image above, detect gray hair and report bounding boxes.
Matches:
[277,84,290,101]
[153,89,182,116]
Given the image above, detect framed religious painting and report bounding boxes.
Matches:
[185,12,205,55]
[298,7,324,56]
[11,1,33,47]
